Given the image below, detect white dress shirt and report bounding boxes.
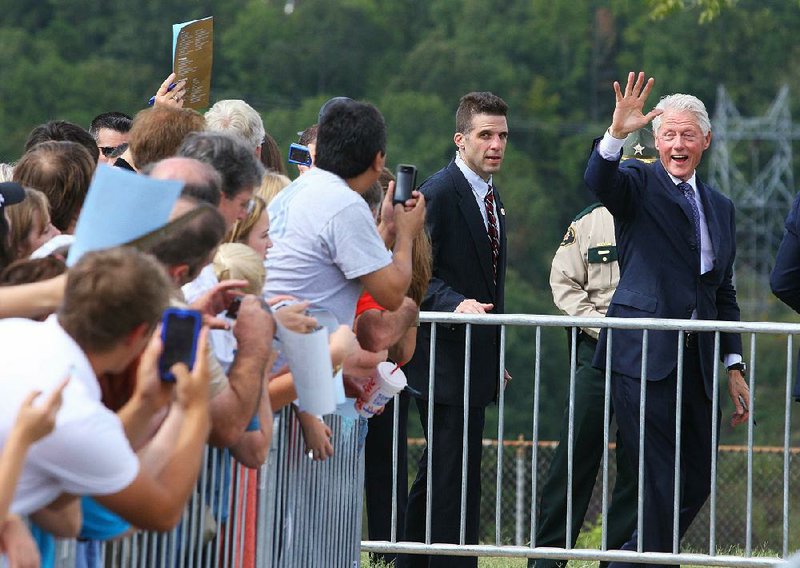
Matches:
[454,153,499,235]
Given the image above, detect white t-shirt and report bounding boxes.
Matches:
[0,316,139,515]
[265,167,392,327]
[181,264,219,304]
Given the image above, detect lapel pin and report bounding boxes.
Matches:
[500,208,505,216]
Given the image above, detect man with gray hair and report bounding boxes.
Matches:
[583,72,749,566]
[205,99,266,157]
[178,132,264,229]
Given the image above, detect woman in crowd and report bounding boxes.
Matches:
[6,187,61,261]
[227,196,272,260]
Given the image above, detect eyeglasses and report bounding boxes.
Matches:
[98,143,128,158]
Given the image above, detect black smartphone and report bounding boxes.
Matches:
[159,308,202,382]
[393,164,417,205]
[287,143,312,166]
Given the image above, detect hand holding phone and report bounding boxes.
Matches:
[393,164,417,205]
[287,143,313,166]
[158,308,202,382]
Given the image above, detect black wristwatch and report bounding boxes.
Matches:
[727,362,747,374]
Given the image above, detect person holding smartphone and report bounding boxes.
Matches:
[0,247,212,554]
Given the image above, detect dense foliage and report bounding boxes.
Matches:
[3,0,800,442]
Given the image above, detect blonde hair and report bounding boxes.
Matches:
[256,171,291,205]
[228,195,266,244]
[212,243,265,294]
[6,187,52,260]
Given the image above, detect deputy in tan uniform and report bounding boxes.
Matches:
[530,129,656,568]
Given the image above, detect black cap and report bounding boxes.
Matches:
[318,96,353,122]
[0,182,25,210]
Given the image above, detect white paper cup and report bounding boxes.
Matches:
[355,361,407,418]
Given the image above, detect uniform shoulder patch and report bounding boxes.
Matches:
[560,226,576,247]
[572,202,603,222]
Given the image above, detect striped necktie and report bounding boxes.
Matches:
[677,182,701,250]
[484,185,500,282]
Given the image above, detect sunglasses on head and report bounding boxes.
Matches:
[99,143,128,158]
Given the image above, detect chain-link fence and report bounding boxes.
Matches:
[404,438,798,552]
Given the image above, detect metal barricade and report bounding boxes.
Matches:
[361,312,800,566]
[52,407,363,567]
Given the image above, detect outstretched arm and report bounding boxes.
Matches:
[608,71,663,140]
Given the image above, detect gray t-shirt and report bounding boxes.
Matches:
[265,167,392,327]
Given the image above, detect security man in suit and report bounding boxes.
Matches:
[531,130,656,568]
[584,72,750,568]
[401,92,509,568]
[770,192,800,400]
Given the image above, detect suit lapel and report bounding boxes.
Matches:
[447,162,496,292]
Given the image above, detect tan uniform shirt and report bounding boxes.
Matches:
[549,204,619,339]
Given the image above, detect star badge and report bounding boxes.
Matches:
[633,143,645,156]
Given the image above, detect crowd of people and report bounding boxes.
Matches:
[2,67,800,568]
[0,72,430,567]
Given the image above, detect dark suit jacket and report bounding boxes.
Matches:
[405,160,507,407]
[770,191,800,399]
[771,192,800,312]
[584,141,742,400]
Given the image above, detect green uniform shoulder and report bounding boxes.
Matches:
[572,202,604,223]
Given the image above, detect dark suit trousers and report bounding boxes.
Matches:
[399,399,486,568]
[365,391,410,565]
[530,334,637,568]
[608,343,713,568]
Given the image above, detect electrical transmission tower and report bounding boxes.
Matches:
[709,85,798,317]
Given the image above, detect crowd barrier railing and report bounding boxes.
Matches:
[52,408,363,568]
[361,312,800,567]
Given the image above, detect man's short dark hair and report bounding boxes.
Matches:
[298,124,318,147]
[148,201,226,281]
[315,100,385,180]
[178,132,264,200]
[455,92,508,134]
[89,112,133,139]
[25,120,100,163]
[58,248,172,353]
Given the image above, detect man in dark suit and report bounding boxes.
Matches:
[770,194,800,400]
[584,72,750,568]
[401,92,509,568]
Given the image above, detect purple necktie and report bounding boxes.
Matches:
[677,182,701,249]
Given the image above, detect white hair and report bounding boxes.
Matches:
[652,93,711,136]
[205,100,266,150]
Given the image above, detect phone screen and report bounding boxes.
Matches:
[159,309,201,381]
[393,164,417,204]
